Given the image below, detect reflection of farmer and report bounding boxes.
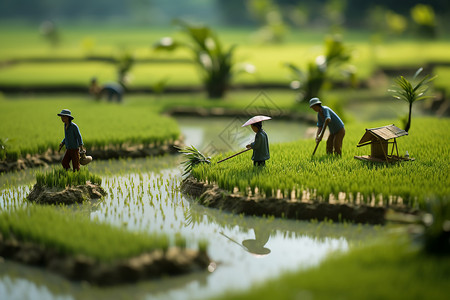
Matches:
[221,227,271,256]
[58,109,84,171]
[242,228,271,255]
[89,77,124,102]
[310,97,345,156]
[246,122,270,167]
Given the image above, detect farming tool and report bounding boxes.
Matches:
[312,140,321,156]
[217,148,250,164]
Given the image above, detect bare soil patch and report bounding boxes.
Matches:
[27,182,106,205]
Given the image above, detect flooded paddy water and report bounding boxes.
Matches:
[0,118,384,300]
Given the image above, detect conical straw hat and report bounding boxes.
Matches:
[241,115,272,127]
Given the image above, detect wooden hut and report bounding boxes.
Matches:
[354,124,413,163]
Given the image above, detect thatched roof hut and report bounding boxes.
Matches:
[354,124,413,163]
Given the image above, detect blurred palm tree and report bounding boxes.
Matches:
[116,49,134,87]
[39,20,59,47]
[286,35,355,102]
[154,20,254,99]
[411,4,437,38]
[389,68,437,132]
[247,0,288,43]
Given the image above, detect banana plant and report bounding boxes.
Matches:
[389,67,437,132]
[154,20,254,99]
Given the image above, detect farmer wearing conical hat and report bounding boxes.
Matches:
[244,116,270,167]
[310,98,345,156]
[57,109,84,171]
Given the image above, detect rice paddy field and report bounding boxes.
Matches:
[0,95,180,160]
[192,117,450,208]
[1,27,450,90]
[0,24,449,300]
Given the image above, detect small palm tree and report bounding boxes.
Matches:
[154,20,254,99]
[390,68,436,132]
[177,145,211,177]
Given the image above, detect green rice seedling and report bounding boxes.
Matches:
[0,205,173,262]
[35,167,102,189]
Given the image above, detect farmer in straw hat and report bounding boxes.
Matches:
[57,109,84,171]
[309,97,345,156]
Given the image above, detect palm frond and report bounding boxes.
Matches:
[176,145,211,176]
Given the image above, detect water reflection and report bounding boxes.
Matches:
[221,227,272,256]
[176,116,310,153]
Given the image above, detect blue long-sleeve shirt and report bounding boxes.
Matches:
[61,122,83,149]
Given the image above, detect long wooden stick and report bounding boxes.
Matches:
[217,148,251,164]
[312,140,320,156]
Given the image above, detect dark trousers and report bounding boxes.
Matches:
[253,160,266,167]
[62,149,80,171]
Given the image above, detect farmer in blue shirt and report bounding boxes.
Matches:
[57,109,84,171]
[89,77,124,102]
[310,98,345,155]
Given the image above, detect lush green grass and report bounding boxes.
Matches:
[213,236,450,300]
[192,117,450,207]
[0,205,177,261]
[1,26,449,88]
[1,42,449,87]
[35,167,102,189]
[434,66,450,91]
[0,62,117,87]
[0,95,180,160]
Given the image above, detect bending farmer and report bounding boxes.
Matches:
[246,121,270,166]
[89,77,124,102]
[309,98,345,156]
[57,109,84,171]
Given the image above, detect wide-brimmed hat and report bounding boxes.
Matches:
[241,115,272,127]
[309,97,322,107]
[79,150,92,165]
[57,109,74,120]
